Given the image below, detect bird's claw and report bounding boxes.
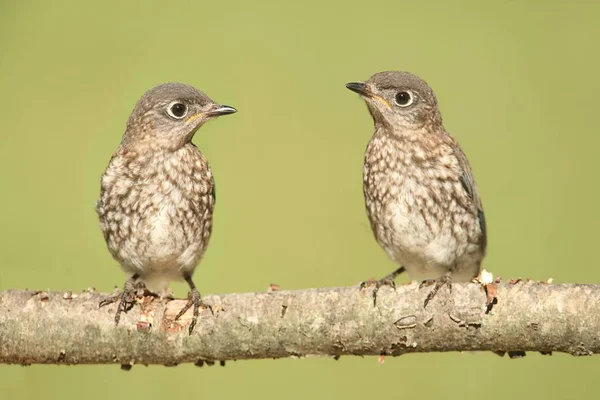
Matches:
[359,277,397,307]
[359,267,405,307]
[99,277,144,326]
[372,277,397,307]
[175,288,212,335]
[420,275,452,307]
[358,278,375,291]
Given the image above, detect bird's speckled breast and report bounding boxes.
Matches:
[96,144,215,286]
[363,130,483,281]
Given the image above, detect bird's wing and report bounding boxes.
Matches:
[210,175,216,204]
[453,144,487,252]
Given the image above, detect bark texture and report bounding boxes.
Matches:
[0,281,598,366]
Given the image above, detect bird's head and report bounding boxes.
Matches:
[346,71,442,134]
[122,83,236,150]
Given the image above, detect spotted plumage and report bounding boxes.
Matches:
[97,83,236,333]
[346,71,486,306]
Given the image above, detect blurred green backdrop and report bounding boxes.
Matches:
[1,0,599,398]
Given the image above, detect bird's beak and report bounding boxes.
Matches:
[345,82,391,109]
[345,82,370,96]
[206,104,237,117]
[186,105,237,124]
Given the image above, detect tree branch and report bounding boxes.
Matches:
[1,281,598,366]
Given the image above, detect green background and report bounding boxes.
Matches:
[1,0,599,398]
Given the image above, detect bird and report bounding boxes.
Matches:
[345,71,486,307]
[96,82,236,334]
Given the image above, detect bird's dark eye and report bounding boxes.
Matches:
[394,91,413,107]
[167,102,188,119]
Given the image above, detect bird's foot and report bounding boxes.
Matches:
[99,275,145,326]
[359,267,406,306]
[175,288,213,335]
[419,274,452,308]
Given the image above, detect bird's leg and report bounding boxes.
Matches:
[360,266,406,306]
[99,273,142,326]
[175,274,213,335]
[419,272,452,307]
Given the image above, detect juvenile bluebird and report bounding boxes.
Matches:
[96,83,236,333]
[345,71,486,306]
